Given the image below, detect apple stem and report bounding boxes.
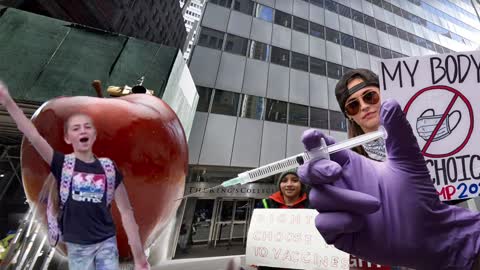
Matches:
[92,80,104,98]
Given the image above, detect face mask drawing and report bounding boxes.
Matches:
[416,109,461,142]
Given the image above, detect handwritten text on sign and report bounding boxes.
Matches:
[246,209,349,270]
[380,51,480,201]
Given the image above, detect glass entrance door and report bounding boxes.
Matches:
[209,198,255,247]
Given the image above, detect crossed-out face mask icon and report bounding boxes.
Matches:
[416,109,461,142]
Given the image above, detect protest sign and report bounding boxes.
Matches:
[380,51,480,200]
[246,209,349,270]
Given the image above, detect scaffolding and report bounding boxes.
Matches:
[0,144,58,270]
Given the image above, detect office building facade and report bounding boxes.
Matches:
[177,0,480,257]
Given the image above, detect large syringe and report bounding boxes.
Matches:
[177,127,387,200]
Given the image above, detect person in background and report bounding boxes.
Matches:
[253,171,309,270]
[258,171,309,209]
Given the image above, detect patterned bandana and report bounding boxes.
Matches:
[363,138,386,162]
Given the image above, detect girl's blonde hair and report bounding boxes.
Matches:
[63,113,95,135]
[38,173,59,218]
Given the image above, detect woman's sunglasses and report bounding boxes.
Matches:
[344,91,380,116]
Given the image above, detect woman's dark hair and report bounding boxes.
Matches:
[347,119,369,157]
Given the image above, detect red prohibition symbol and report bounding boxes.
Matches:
[403,85,474,158]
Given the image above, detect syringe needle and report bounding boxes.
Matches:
[175,127,388,201]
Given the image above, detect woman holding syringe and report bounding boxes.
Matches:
[298,68,480,270]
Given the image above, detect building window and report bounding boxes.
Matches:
[210,0,232,8]
[434,43,444,54]
[211,89,240,116]
[381,47,392,59]
[324,0,338,12]
[248,40,270,61]
[397,29,409,41]
[327,62,342,80]
[325,28,340,44]
[371,0,382,7]
[375,19,387,33]
[265,99,287,123]
[289,103,309,127]
[310,0,324,8]
[363,14,376,28]
[386,24,398,37]
[392,5,402,16]
[198,27,224,50]
[240,95,265,120]
[310,57,327,76]
[366,43,380,58]
[233,0,254,15]
[330,110,347,132]
[338,4,351,18]
[382,1,393,12]
[343,66,353,75]
[196,86,212,112]
[224,34,248,55]
[407,32,418,44]
[293,16,309,34]
[274,10,291,28]
[310,22,325,39]
[271,46,290,67]
[352,9,364,23]
[340,33,354,49]
[416,37,427,48]
[425,40,435,51]
[254,3,273,22]
[310,107,328,129]
[291,52,309,72]
[391,51,404,58]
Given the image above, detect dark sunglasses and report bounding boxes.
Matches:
[344,91,380,116]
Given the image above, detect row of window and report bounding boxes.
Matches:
[186,10,201,18]
[196,86,347,132]
[198,27,405,78]
[364,0,470,45]
[442,0,478,21]
[310,0,471,45]
[189,2,203,10]
[406,0,479,33]
[210,0,454,56]
[315,0,460,51]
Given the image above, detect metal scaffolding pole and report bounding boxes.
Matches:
[0,144,22,201]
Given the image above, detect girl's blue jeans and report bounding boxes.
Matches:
[65,236,119,270]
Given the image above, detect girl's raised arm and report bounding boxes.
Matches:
[0,81,53,165]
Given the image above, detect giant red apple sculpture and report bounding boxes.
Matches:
[20,92,188,259]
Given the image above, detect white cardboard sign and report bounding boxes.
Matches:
[246,209,349,270]
[379,51,480,201]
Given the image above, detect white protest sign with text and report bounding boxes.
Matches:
[246,209,349,270]
[379,51,480,201]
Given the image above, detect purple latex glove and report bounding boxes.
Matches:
[298,99,480,270]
